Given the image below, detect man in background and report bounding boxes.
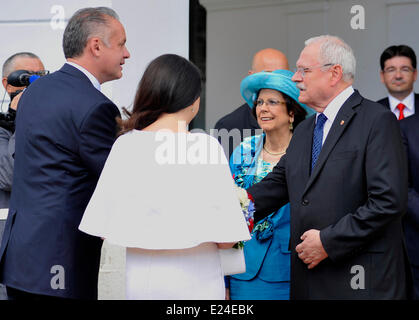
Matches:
[214,48,289,158]
[378,45,418,120]
[0,52,45,300]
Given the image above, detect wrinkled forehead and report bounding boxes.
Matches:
[296,43,321,67]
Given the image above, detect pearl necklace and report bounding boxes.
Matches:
[263,146,286,156]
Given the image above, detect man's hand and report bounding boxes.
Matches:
[10,91,23,110]
[295,229,328,269]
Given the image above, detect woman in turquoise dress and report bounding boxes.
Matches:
[228,69,314,300]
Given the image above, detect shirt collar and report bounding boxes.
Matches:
[319,85,355,122]
[388,91,414,113]
[66,61,101,91]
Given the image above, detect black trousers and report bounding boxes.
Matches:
[6,286,65,300]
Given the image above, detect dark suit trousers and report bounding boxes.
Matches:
[6,286,66,300]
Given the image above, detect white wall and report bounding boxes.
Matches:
[0,0,189,300]
[201,0,419,129]
[0,0,189,113]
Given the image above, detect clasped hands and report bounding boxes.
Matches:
[295,229,328,269]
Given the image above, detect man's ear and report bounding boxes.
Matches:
[330,64,344,85]
[2,77,8,90]
[87,37,102,57]
[379,70,385,84]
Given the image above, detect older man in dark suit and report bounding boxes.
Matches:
[400,114,419,299]
[0,7,130,299]
[247,35,410,299]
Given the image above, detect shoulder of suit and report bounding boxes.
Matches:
[214,103,250,130]
[400,113,419,130]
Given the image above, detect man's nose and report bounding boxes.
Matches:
[124,47,131,59]
[292,72,302,82]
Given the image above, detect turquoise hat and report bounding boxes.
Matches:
[240,69,315,117]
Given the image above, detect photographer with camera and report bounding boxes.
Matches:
[0,52,45,300]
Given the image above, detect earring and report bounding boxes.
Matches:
[191,108,194,113]
[289,120,293,131]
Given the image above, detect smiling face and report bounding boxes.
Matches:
[97,17,130,83]
[380,56,417,98]
[291,43,335,112]
[255,89,292,133]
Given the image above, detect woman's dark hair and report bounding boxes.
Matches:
[118,54,202,135]
[251,90,307,131]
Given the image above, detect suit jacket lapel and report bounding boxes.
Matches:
[303,90,363,195]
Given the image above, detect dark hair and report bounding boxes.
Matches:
[380,45,417,70]
[251,90,307,131]
[63,7,119,59]
[118,54,202,135]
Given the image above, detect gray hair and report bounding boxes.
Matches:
[2,52,40,77]
[63,7,119,59]
[305,35,356,82]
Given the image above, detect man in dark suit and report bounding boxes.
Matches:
[214,48,289,158]
[400,114,419,299]
[247,35,410,299]
[377,45,417,120]
[0,7,130,299]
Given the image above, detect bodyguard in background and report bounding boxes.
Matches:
[0,52,45,300]
[378,45,418,120]
[0,7,130,299]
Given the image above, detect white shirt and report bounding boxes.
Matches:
[65,61,101,92]
[388,91,415,119]
[316,85,355,145]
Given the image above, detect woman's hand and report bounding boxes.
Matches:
[216,242,236,249]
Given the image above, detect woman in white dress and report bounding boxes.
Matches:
[79,54,250,300]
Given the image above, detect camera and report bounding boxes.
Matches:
[7,69,48,88]
[0,69,48,132]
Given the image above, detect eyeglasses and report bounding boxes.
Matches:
[383,67,414,75]
[33,70,50,76]
[255,99,286,108]
[293,63,334,78]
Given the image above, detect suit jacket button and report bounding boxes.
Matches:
[302,199,309,206]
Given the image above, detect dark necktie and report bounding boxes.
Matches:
[396,103,406,120]
[311,113,328,172]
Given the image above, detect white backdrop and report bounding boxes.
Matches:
[0,0,189,114]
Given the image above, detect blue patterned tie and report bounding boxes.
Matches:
[311,113,327,172]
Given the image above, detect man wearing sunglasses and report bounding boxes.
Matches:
[0,52,45,300]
